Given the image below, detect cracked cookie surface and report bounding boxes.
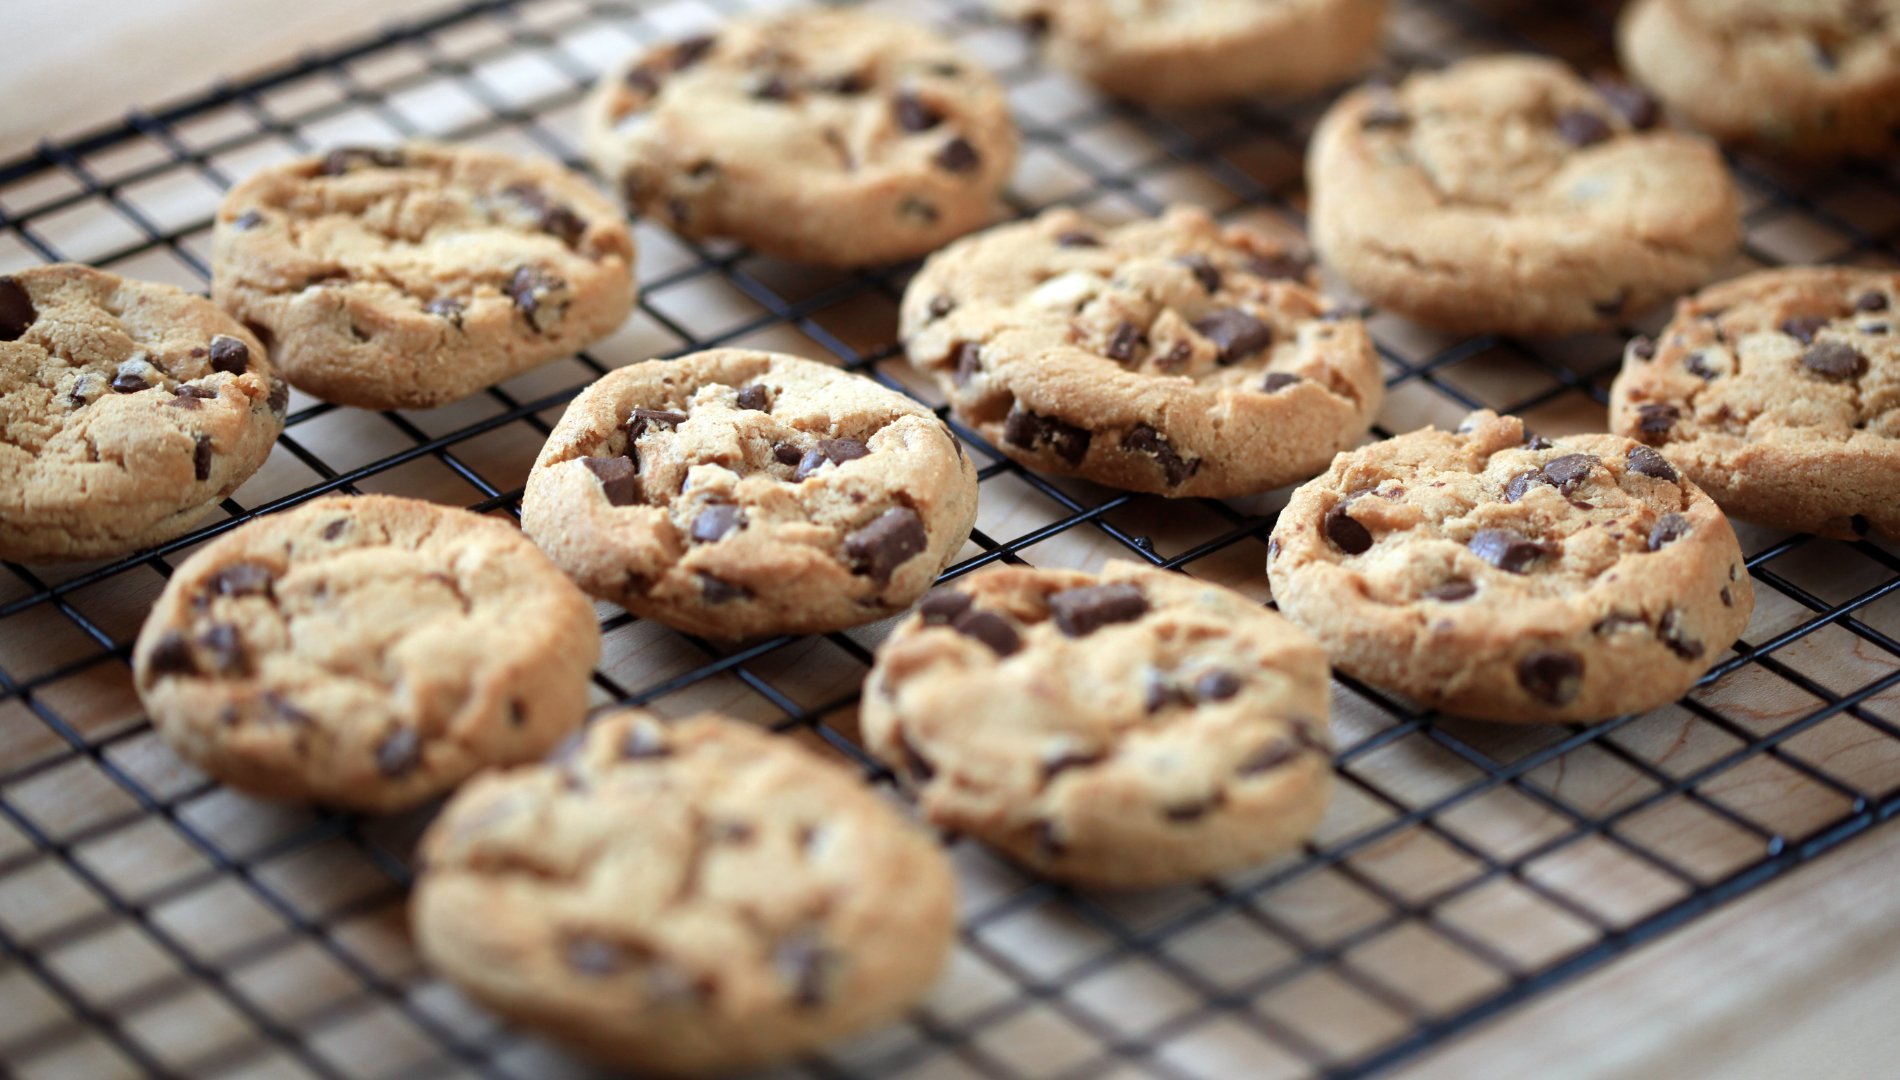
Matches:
[212,142,635,411]
[1268,410,1754,723]
[900,205,1384,498]
[1309,55,1742,336]
[1620,0,1900,159]
[413,710,955,1078]
[1608,266,1900,541]
[521,350,978,639]
[863,560,1333,888]
[0,264,284,564]
[133,494,601,813]
[582,8,1016,267]
[994,0,1387,106]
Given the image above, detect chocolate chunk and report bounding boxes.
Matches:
[1002,406,1091,464]
[844,508,927,585]
[318,147,402,175]
[1262,372,1303,393]
[774,930,835,1008]
[1246,253,1311,281]
[1194,669,1241,702]
[1626,445,1679,483]
[376,727,420,776]
[927,294,956,318]
[626,408,689,439]
[1122,425,1196,486]
[266,377,290,416]
[1504,469,1550,503]
[894,92,942,132]
[918,590,973,625]
[699,572,748,604]
[509,265,566,330]
[624,721,671,759]
[1720,586,1733,607]
[1105,320,1142,363]
[1468,528,1549,573]
[624,67,660,95]
[935,137,980,173]
[1144,672,1187,713]
[1192,308,1272,364]
[1557,109,1613,148]
[1631,336,1656,361]
[1636,403,1679,437]
[501,183,587,248]
[1048,583,1147,637]
[207,335,249,375]
[1523,434,1555,451]
[691,504,742,543]
[1518,650,1583,706]
[1781,315,1831,344]
[172,385,216,408]
[953,610,1021,656]
[951,341,982,386]
[1165,799,1217,823]
[193,435,213,482]
[773,443,803,466]
[231,209,265,231]
[1658,609,1704,659]
[198,623,247,676]
[1853,514,1871,536]
[736,384,769,412]
[1238,739,1296,775]
[896,728,934,782]
[208,562,274,599]
[1801,341,1866,379]
[1042,743,1103,778]
[1541,453,1598,495]
[814,72,867,94]
[1175,253,1221,293]
[751,73,793,101]
[1323,504,1373,555]
[673,34,716,68]
[1592,74,1658,129]
[1361,101,1408,129]
[1684,351,1717,380]
[424,296,465,326]
[567,938,625,976]
[146,631,199,679]
[322,519,348,541]
[1857,292,1889,312]
[1055,230,1100,247]
[262,691,313,727]
[582,456,640,506]
[1157,340,1193,371]
[793,437,871,481]
[1647,512,1690,551]
[111,370,150,394]
[1425,580,1477,602]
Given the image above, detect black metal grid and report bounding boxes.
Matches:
[3,0,1899,1078]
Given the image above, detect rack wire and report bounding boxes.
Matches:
[3,0,1899,1077]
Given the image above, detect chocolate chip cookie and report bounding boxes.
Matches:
[1268,410,1754,723]
[520,349,977,639]
[212,142,635,411]
[1309,55,1742,336]
[582,8,1017,267]
[1620,0,1900,159]
[863,561,1333,888]
[133,494,601,813]
[900,205,1384,498]
[0,264,284,565]
[1608,266,1899,542]
[413,710,955,1078]
[999,0,1387,106]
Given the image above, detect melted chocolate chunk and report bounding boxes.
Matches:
[376,727,421,776]
[198,623,248,676]
[1361,101,1409,129]
[627,408,688,439]
[111,369,151,394]
[1122,425,1196,486]
[508,265,566,330]
[735,384,769,412]
[1853,514,1872,536]
[673,34,716,68]
[698,571,749,605]
[1647,512,1690,551]
[894,92,942,132]
[1518,650,1583,706]
[582,456,640,506]
[935,137,980,173]
[793,437,871,481]
[1425,580,1477,602]
[844,508,927,585]
[146,631,199,679]
[1002,406,1090,464]
[1239,739,1296,775]
[193,435,213,482]
[1684,351,1717,379]
[1504,469,1549,503]
[1323,503,1373,554]
[1246,253,1312,281]
[1557,109,1613,147]
[1801,341,1866,379]
[953,609,1021,656]
[814,72,867,94]
[266,377,290,416]
[1781,315,1831,344]
[1105,320,1143,363]
[691,504,742,543]
[624,67,660,95]
[951,341,982,386]
[773,443,803,467]
[1592,74,1658,129]
[1192,308,1272,364]
[751,73,793,101]
[1175,253,1221,293]
[1164,799,1218,823]
[322,518,348,541]
[1636,403,1680,438]
[1720,585,1734,607]
[1047,583,1147,637]
[1658,609,1704,659]
[203,335,249,376]
[1055,230,1099,247]
[1626,445,1679,483]
[1468,528,1550,573]
[1042,743,1103,778]
[1541,453,1598,495]
[172,385,217,408]
[1857,292,1889,312]
[318,147,402,175]
[1262,372,1303,393]
[207,562,274,599]
[1630,336,1656,361]
[1194,669,1241,702]
[919,590,973,625]
[927,294,956,319]
[424,296,465,326]
[1156,340,1193,371]
[1523,434,1555,450]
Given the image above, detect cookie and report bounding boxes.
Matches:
[413,710,955,1078]
[582,9,1016,267]
[0,264,284,565]
[862,561,1333,888]
[132,494,601,813]
[1607,266,1899,542]
[212,142,635,411]
[521,349,977,639]
[900,204,1384,498]
[999,0,1387,106]
[1620,0,1900,159]
[1308,55,1742,337]
[1268,410,1755,723]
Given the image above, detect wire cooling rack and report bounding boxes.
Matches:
[4,0,1900,1077]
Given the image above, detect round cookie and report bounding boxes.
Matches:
[521,350,977,639]
[1268,410,1755,724]
[1620,0,1900,159]
[213,142,635,411]
[582,9,1017,267]
[1608,266,1900,542]
[133,494,601,813]
[0,264,284,565]
[862,560,1333,888]
[1308,55,1742,337]
[900,204,1385,498]
[998,0,1388,106]
[413,710,955,1078]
